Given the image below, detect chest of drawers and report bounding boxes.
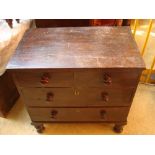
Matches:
[7,27,145,133]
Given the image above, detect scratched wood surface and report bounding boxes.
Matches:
[7,26,145,69]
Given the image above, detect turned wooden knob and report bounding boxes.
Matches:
[103,74,112,85]
[51,110,58,119]
[101,92,109,102]
[100,110,106,119]
[46,92,54,102]
[40,73,50,84]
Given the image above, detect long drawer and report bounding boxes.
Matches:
[28,107,129,122]
[21,87,134,107]
[13,69,140,88]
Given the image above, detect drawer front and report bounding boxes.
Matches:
[13,69,140,88]
[75,70,140,88]
[28,107,129,122]
[21,87,134,107]
[13,70,74,87]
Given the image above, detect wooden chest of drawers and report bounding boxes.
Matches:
[7,27,145,133]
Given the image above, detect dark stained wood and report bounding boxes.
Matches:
[74,69,141,88]
[122,19,131,26]
[21,87,134,107]
[35,19,90,28]
[8,27,145,133]
[28,107,129,122]
[0,71,19,117]
[12,69,141,88]
[12,70,74,87]
[7,27,145,70]
[113,122,127,133]
[35,19,130,28]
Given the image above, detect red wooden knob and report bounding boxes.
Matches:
[40,73,50,84]
[51,110,58,119]
[100,110,106,119]
[103,74,112,85]
[46,92,54,102]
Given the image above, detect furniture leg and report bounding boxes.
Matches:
[31,122,45,133]
[113,122,127,133]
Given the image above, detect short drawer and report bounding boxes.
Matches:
[75,69,140,88]
[28,107,129,122]
[21,87,134,107]
[13,70,74,87]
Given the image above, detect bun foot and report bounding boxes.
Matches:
[113,125,123,133]
[31,122,45,133]
[36,125,45,133]
[113,122,127,133]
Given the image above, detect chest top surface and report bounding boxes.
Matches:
[7,26,145,69]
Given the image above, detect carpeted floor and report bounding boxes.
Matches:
[0,83,155,135]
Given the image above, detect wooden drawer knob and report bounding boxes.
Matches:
[40,73,50,85]
[100,110,106,119]
[101,92,109,102]
[103,74,112,85]
[51,110,58,119]
[46,92,54,102]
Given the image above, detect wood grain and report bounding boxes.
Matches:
[7,26,145,133]
[12,69,141,88]
[21,87,134,107]
[28,107,129,122]
[7,27,145,69]
[0,71,19,117]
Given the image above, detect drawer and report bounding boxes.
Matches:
[13,69,140,88]
[21,87,134,107]
[28,107,129,122]
[75,69,140,88]
[13,70,74,87]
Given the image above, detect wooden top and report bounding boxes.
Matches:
[7,26,145,69]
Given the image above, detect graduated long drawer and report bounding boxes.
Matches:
[21,87,135,107]
[28,107,129,122]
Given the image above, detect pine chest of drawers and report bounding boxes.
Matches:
[7,27,145,133]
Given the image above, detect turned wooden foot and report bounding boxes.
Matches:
[113,122,127,133]
[31,122,45,133]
